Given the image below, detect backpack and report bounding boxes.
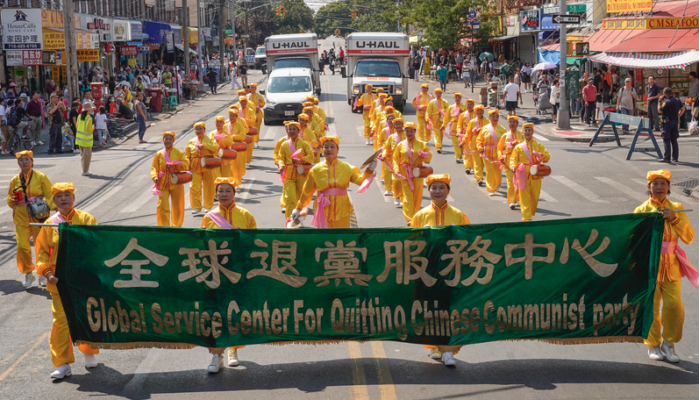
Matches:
[6,107,18,126]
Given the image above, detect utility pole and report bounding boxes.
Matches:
[231,0,237,64]
[219,0,227,80]
[557,0,570,129]
[63,0,79,99]
[183,0,191,82]
[196,0,204,83]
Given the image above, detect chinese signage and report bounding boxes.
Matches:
[2,8,43,50]
[520,9,540,31]
[22,50,42,65]
[113,20,130,41]
[5,51,23,66]
[57,214,661,350]
[121,45,138,56]
[43,30,65,50]
[41,9,78,29]
[76,49,99,62]
[607,0,652,13]
[603,17,699,30]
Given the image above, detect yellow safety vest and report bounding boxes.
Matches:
[76,115,93,147]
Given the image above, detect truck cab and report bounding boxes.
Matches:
[343,32,410,111]
[261,67,320,125]
[254,46,266,73]
[265,33,320,94]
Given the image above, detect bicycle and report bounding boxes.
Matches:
[7,123,33,155]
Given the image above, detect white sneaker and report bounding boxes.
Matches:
[31,141,36,146]
[191,209,201,215]
[82,171,92,176]
[50,364,72,379]
[38,140,45,145]
[456,158,463,164]
[207,354,224,373]
[441,351,456,366]
[648,345,664,361]
[384,190,393,196]
[661,340,680,363]
[203,208,210,214]
[488,192,496,196]
[227,348,239,367]
[281,207,286,214]
[428,348,442,360]
[370,140,374,145]
[246,163,251,168]
[509,203,516,210]
[365,139,370,145]
[254,143,259,149]
[24,273,36,289]
[84,354,98,368]
[437,149,442,154]
[38,276,47,288]
[394,198,402,208]
[465,168,472,174]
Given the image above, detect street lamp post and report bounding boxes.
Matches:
[557,0,571,129]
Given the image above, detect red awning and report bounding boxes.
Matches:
[587,28,645,52]
[605,28,699,52]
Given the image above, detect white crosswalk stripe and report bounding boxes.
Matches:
[533,133,549,142]
[595,177,648,202]
[80,185,124,213]
[550,175,608,203]
[236,178,256,205]
[538,189,558,203]
[263,126,281,140]
[327,124,337,137]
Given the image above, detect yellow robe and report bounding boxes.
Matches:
[302,125,320,164]
[239,102,257,163]
[634,198,694,347]
[209,126,233,178]
[185,135,219,211]
[7,170,54,274]
[412,92,433,142]
[462,115,486,179]
[227,120,248,185]
[36,208,99,367]
[509,138,551,221]
[356,93,376,138]
[273,136,315,220]
[314,105,326,129]
[442,103,467,159]
[392,137,433,222]
[477,123,507,193]
[497,129,524,204]
[151,147,190,227]
[248,92,265,143]
[382,130,406,200]
[426,97,449,150]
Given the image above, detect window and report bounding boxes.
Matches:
[354,60,402,78]
[267,76,312,93]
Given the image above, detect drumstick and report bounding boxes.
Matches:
[30,223,59,227]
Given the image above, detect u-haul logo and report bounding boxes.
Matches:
[272,41,310,49]
[355,41,401,49]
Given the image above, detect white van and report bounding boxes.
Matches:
[261,67,319,125]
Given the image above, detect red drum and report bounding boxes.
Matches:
[201,157,222,168]
[412,165,434,178]
[218,149,238,160]
[418,105,428,112]
[170,171,193,185]
[231,142,247,151]
[363,105,371,112]
[244,135,253,144]
[296,163,314,175]
[248,127,258,136]
[530,164,551,177]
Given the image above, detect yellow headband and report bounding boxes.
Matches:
[51,182,75,195]
[214,177,236,187]
[466,99,476,104]
[298,114,310,121]
[488,109,499,116]
[238,96,247,102]
[647,169,671,183]
[320,136,340,147]
[365,84,373,89]
[285,121,301,130]
[384,106,395,113]
[15,150,33,159]
[404,122,417,129]
[379,93,388,99]
[453,93,462,98]
[426,174,451,187]
[435,89,443,94]
[313,98,319,104]
[507,116,518,122]
[522,123,534,130]
[236,90,246,95]
[194,122,206,129]
[215,116,225,122]
[249,83,257,87]
[303,107,314,112]
[420,84,429,89]
[474,105,485,111]
[393,118,405,125]
[162,131,175,139]
[306,95,315,101]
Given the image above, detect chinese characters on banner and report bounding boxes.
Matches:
[42,30,65,51]
[77,50,100,62]
[607,0,653,13]
[22,50,42,65]
[121,45,138,56]
[1,8,43,50]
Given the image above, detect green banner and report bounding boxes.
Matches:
[57,214,663,350]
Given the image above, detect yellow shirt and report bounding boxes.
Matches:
[356,93,375,115]
[273,136,315,180]
[509,139,551,180]
[497,129,524,165]
[412,92,433,117]
[426,97,449,126]
[36,208,97,293]
[227,120,248,142]
[314,105,326,127]
[239,102,257,128]
[442,103,467,131]
[477,123,507,161]
[185,135,219,174]
[382,130,407,161]
[297,158,373,221]
[6,170,55,211]
[456,110,475,136]
[411,201,470,227]
[392,137,433,178]
[307,121,322,144]
[151,147,190,191]
[249,92,265,115]
[209,127,234,166]
[634,198,694,282]
[201,202,257,229]
[370,102,385,124]
[374,123,394,151]
[462,115,487,146]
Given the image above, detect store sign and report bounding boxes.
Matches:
[5,51,23,66]
[604,17,699,29]
[43,30,65,50]
[113,20,130,41]
[121,45,138,56]
[130,21,143,41]
[506,15,517,26]
[202,28,212,41]
[77,49,99,62]
[41,9,78,29]
[520,9,540,31]
[22,50,42,65]
[2,8,43,50]
[607,0,652,13]
[128,58,137,66]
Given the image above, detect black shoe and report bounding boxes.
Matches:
[47,150,54,154]
[55,150,63,154]
[672,159,679,163]
[659,158,671,163]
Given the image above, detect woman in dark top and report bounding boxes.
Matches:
[108,76,116,96]
[69,101,80,150]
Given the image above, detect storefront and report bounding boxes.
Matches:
[129,21,146,66]
[143,21,170,65]
[519,9,539,64]
[2,8,43,91]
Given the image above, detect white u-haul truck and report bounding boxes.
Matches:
[343,32,410,111]
[265,33,320,92]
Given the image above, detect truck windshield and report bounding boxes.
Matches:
[256,47,266,55]
[274,58,312,69]
[268,76,312,93]
[355,60,402,78]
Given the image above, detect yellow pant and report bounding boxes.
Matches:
[464,137,483,180]
[13,206,41,274]
[381,163,393,189]
[504,168,519,204]
[246,143,253,163]
[520,178,542,221]
[451,132,463,159]
[190,169,217,211]
[51,293,98,367]
[423,345,462,355]
[210,345,245,355]
[328,215,351,228]
[254,114,263,143]
[283,177,307,220]
[363,113,371,139]
[219,163,234,178]
[418,116,431,143]
[645,280,684,347]
[400,178,424,222]
[157,185,185,227]
[483,160,503,193]
[431,116,443,149]
[232,154,246,186]
[392,175,403,200]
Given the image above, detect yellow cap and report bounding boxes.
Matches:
[404,122,417,129]
[522,123,534,130]
[420,84,429,89]
[238,96,247,102]
[375,87,384,93]
[379,93,388,99]
[434,88,443,94]
[15,150,33,159]
[303,106,314,113]
[162,131,175,139]
[51,182,75,195]
[365,84,373,89]
[249,83,257,87]
[384,106,395,114]
[306,95,315,101]
[214,177,236,187]
[393,117,405,125]
[647,169,671,183]
[285,121,301,130]
[488,109,499,116]
[215,116,225,122]
[298,113,310,121]
[302,102,313,107]
[228,108,239,115]
[236,90,246,95]
[386,96,393,101]
[320,136,340,147]
[453,92,462,97]
[313,98,320,104]
[507,115,518,122]
[230,104,240,109]
[474,105,485,111]
[465,99,476,104]
[426,174,451,188]
[194,122,206,129]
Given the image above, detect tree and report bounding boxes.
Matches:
[235,6,276,48]
[275,0,315,34]
[350,0,400,33]
[314,1,353,37]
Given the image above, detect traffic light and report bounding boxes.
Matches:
[275,6,280,16]
[334,29,341,36]
[352,9,358,19]
[280,6,285,17]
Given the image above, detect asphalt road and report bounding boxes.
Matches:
[1,40,699,399]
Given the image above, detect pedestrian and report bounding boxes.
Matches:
[162,67,173,88]
[658,87,685,163]
[76,103,95,176]
[551,79,561,124]
[634,169,694,363]
[36,182,101,380]
[239,62,248,86]
[437,64,447,92]
[412,56,421,82]
[578,72,590,122]
[502,76,522,116]
[646,76,662,132]
[230,62,242,90]
[0,98,8,155]
[207,68,218,94]
[687,72,699,122]
[134,92,148,144]
[47,94,65,154]
[509,124,551,221]
[616,78,637,134]
[25,91,43,146]
[95,106,108,147]
[582,78,597,126]
[462,67,470,88]
[67,101,79,151]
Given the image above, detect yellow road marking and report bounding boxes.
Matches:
[0,332,49,382]
[370,342,398,400]
[347,342,370,400]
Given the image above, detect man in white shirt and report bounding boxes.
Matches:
[502,76,522,116]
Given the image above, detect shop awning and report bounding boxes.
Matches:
[175,43,198,55]
[605,28,699,53]
[589,50,699,69]
[586,28,644,52]
[489,35,517,42]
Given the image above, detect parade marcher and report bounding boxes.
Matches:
[461,104,486,181]
[455,99,476,165]
[509,123,551,221]
[393,122,433,223]
[299,113,320,163]
[209,116,232,177]
[372,105,396,149]
[369,94,388,135]
[441,93,467,162]
[248,83,265,149]
[381,118,407,207]
[273,121,315,221]
[36,183,100,379]
[313,97,327,132]
[634,170,695,363]
[202,177,257,373]
[293,137,376,228]
[185,122,219,215]
[151,131,190,227]
[498,116,524,209]
[304,106,324,147]
[375,114,396,196]
[410,174,469,366]
[384,97,403,119]
[412,84,434,142]
[355,84,375,145]
[427,89,449,153]
[478,109,507,196]
[227,108,248,185]
[238,95,257,167]
[7,150,54,288]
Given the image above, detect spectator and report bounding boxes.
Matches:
[45,79,56,98]
[115,98,134,119]
[646,76,661,132]
[134,77,146,93]
[108,76,117,95]
[25,91,43,146]
[68,101,80,151]
[582,77,598,126]
[95,106,108,147]
[162,67,173,88]
[239,62,248,86]
[134,92,148,144]
[502,76,522,116]
[616,78,637,134]
[412,56,421,82]
[520,62,533,92]
[0,98,7,155]
[437,64,447,92]
[658,87,685,163]
[550,79,561,124]
[687,72,699,122]
[578,72,590,122]
[47,94,65,154]
[207,68,218,94]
